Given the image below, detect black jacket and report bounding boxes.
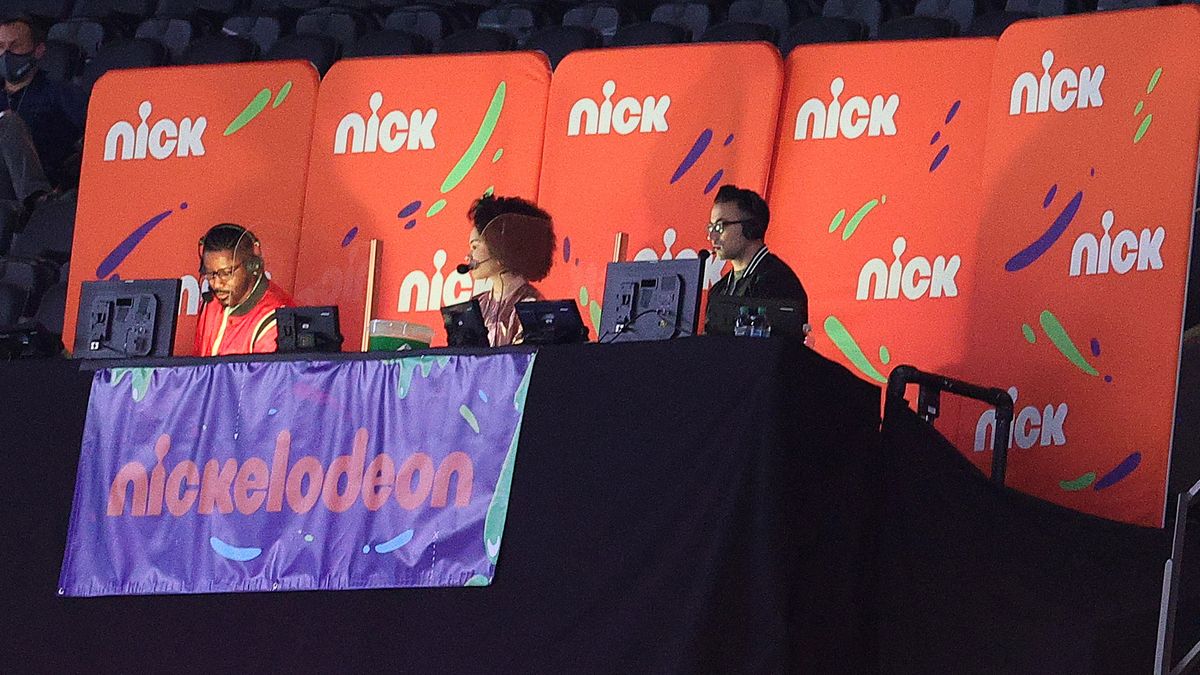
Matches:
[709,247,807,304]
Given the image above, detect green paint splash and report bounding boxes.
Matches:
[1060,472,1096,491]
[579,286,589,306]
[824,315,887,384]
[1134,101,1144,116]
[492,148,503,163]
[110,367,154,402]
[878,345,890,365]
[580,287,601,332]
[459,404,480,433]
[841,196,883,241]
[828,209,846,234]
[465,574,491,586]
[483,355,537,565]
[426,199,447,217]
[224,88,272,136]
[1039,310,1099,376]
[272,81,292,109]
[1148,67,1163,94]
[395,355,451,398]
[484,185,495,197]
[1134,114,1153,144]
[1021,323,1036,344]
[440,81,506,194]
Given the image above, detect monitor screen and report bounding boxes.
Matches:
[599,254,707,343]
[441,297,489,348]
[275,306,344,353]
[515,300,589,345]
[74,278,181,359]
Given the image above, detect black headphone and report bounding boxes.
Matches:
[740,218,767,241]
[198,223,264,304]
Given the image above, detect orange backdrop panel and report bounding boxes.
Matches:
[292,52,550,348]
[939,7,1200,526]
[63,62,318,355]
[768,38,996,391]
[537,43,783,333]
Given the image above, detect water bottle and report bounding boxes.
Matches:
[749,306,771,338]
[733,306,752,337]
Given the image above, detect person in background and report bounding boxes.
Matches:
[706,184,806,301]
[0,110,48,210]
[463,195,556,347]
[193,223,294,356]
[0,15,87,188]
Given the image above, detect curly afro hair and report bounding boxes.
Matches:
[469,195,556,282]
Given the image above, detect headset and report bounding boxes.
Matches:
[740,218,767,241]
[198,223,264,307]
[457,214,508,275]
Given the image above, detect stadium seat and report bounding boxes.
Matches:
[11,191,76,265]
[154,0,198,18]
[822,0,881,37]
[610,20,688,46]
[346,29,431,57]
[964,8,1030,34]
[264,33,340,75]
[0,282,27,327]
[966,0,1079,35]
[48,19,107,59]
[72,0,156,21]
[385,6,457,47]
[700,20,777,42]
[81,38,168,91]
[649,2,712,41]
[727,0,794,38]
[196,0,244,13]
[562,2,630,46]
[33,279,67,336]
[522,25,600,68]
[780,16,867,52]
[295,7,374,52]
[40,39,84,83]
[15,0,77,21]
[134,17,194,60]
[478,3,548,42]
[879,14,959,38]
[438,27,514,53]
[910,0,983,33]
[179,33,259,63]
[1097,0,1158,9]
[222,15,282,54]
[0,203,23,258]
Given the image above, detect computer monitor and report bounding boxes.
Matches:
[599,253,708,343]
[74,278,181,358]
[441,297,489,348]
[705,295,809,339]
[515,300,589,345]
[275,306,344,353]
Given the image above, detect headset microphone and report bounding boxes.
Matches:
[456,257,492,275]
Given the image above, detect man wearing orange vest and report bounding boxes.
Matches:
[193,223,294,356]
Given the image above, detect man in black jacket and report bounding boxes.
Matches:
[707,184,806,303]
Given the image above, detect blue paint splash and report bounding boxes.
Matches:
[404,219,417,230]
[1090,338,1101,357]
[341,227,358,247]
[724,134,734,146]
[930,131,941,145]
[398,200,421,218]
[1042,184,1058,208]
[1004,190,1083,272]
[210,536,262,561]
[945,100,961,124]
[96,209,175,279]
[1094,452,1141,491]
[929,145,950,172]
[373,529,414,553]
[704,169,724,194]
[563,236,571,263]
[670,129,713,184]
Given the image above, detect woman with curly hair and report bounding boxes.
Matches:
[463,194,557,346]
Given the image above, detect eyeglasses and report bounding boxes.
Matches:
[201,263,242,283]
[706,219,753,236]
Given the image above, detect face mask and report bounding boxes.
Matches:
[0,51,35,85]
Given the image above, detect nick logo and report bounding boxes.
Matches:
[856,237,960,301]
[335,92,438,154]
[398,250,484,312]
[975,386,1069,452]
[104,101,207,161]
[568,80,670,136]
[1070,210,1165,277]
[1009,50,1104,116]
[794,77,899,140]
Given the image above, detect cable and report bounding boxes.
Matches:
[598,308,669,344]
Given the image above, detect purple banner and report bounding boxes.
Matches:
[59,352,536,596]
